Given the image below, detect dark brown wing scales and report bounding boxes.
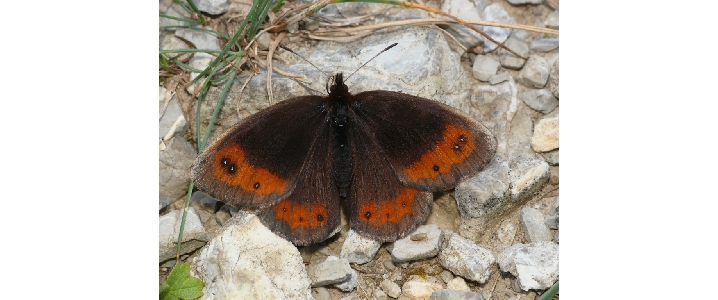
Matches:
[190,95,328,210]
[257,120,341,246]
[345,112,432,241]
[352,90,497,191]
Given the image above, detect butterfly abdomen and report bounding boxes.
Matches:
[331,103,353,199]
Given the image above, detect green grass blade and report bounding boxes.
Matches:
[160,25,231,40]
[160,49,225,54]
[200,70,237,151]
[159,13,200,25]
[538,282,559,300]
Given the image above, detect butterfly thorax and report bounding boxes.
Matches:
[327,73,353,107]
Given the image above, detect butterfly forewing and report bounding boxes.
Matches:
[190,96,329,210]
[352,91,497,192]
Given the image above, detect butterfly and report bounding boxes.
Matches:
[190,67,497,246]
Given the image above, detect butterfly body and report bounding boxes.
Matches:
[191,73,497,246]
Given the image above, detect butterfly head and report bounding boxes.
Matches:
[326,73,353,105]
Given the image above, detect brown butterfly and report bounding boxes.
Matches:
[191,56,496,246]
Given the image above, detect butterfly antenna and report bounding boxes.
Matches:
[344,43,398,83]
[279,44,330,79]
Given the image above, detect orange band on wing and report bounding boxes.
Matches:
[273,199,328,229]
[404,124,476,181]
[359,188,418,225]
[212,144,288,196]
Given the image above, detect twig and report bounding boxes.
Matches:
[312,18,558,37]
[427,24,467,52]
[267,32,288,104]
[302,30,375,42]
[545,0,559,10]
[236,72,256,116]
[244,25,280,52]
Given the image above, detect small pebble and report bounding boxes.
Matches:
[472,55,501,82]
[545,10,559,29]
[196,0,228,15]
[549,58,559,98]
[531,116,559,152]
[307,256,352,287]
[383,259,397,271]
[489,72,511,85]
[312,287,331,300]
[439,270,454,283]
[519,207,552,242]
[446,277,470,291]
[380,279,402,299]
[530,38,559,52]
[402,277,443,300]
[540,150,559,166]
[482,4,514,52]
[518,56,550,88]
[411,233,428,241]
[429,289,484,300]
[519,89,558,114]
[507,0,543,4]
[544,215,559,229]
[499,38,529,70]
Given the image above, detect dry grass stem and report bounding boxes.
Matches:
[236,72,256,116]
[267,32,288,104]
[311,18,558,37]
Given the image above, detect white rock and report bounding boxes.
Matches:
[341,229,382,264]
[499,38,529,70]
[438,231,495,283]
[334,268,358,292]
[159,208,205,260]
[531,117,559,152]
[390,224,443,262]
[519,207,552,242]
[402,277,443,300]
[530,38,559,52]
[439,0,489,49]
[429,289,484,300]
[497,242,559,291]
[196,0,228,15]
[549,58,559,98]
[489,72,511,85]
[380,279,402,298]
[472,55,501,82]
[482,3,514,52]
[446,277,471,291]
[545,9,559,29]
[307,256,353,287]
[510,161,550,202]
[518,56,550,88]
[519,89,558,114]
[507,0,544,4]
[159,136,197,198]
[191,214,312,299]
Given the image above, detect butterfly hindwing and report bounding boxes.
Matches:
[257,120,342,246]
[345,113,433,242]
[190,96,328,210]
[352,91,497,191]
